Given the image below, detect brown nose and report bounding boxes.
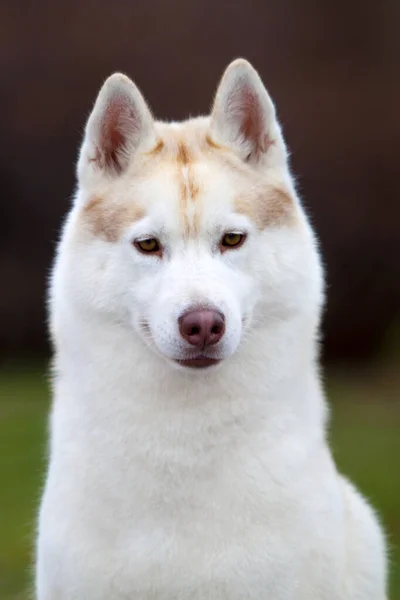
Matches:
[179,309,225,348]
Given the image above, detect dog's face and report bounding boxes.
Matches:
[63,60,322,369]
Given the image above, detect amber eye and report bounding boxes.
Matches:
[135,238,161,254]
[220,232,246,250]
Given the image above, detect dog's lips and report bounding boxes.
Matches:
[175,355,221,369]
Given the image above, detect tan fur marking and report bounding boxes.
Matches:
[145,139,164,156]
[205,134,225,151]
[188,170,200,200]
[178,176,190,236]
[177,142,191,165]
[82,195,145,242]
[235,187,295,229]
[192,197,202,236]
[205,133,258,180]
[175,141,201,236]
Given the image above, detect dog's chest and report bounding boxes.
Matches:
[46,447,343,600]
[58,503,342,600]
[45,392,343,599]
[65,518,305,599]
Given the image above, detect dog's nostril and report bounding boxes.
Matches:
[179,308,225,347]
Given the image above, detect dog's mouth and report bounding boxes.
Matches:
[138,321,223,369]
[175,355,221,369]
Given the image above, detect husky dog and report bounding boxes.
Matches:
[36,59,387,599]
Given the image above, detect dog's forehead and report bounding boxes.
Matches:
[79,121,295,242]
[138,127,295,234]
[130,164,224,242]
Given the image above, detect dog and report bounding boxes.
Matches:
[36,59,388,599]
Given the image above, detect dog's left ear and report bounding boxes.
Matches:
[210,59,280,163]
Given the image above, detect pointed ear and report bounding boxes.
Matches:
[209,59,279,163]
[78,73,156,180]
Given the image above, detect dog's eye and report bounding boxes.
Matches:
[220,232,246,250]
[134,238,161,254]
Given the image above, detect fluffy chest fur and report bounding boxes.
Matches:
[43,352,343,599]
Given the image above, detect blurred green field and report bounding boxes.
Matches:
[0,364,399,599]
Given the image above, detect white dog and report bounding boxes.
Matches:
[36,59,388,599]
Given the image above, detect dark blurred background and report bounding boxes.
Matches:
[0,1,399,599]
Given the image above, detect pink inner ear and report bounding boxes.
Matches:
[229,85,270,160]
[98,96,137,173]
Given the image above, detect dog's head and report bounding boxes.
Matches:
[63,59,323,370]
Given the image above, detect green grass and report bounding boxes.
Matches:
[327,368,400,597]
[0,367,49,600]
[0,364,399,599]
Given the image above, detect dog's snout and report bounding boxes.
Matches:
[179,309,225,348]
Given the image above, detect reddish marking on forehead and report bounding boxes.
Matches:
[81,195,145,242]
[205,134,225,151]
[177,142,191,165]
[175,141,201,236]
[145,138,164,156]
[235,187,295,229]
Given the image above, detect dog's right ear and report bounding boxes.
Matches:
[78,73,156,183]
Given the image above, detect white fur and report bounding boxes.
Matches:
[36,59,387,599]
